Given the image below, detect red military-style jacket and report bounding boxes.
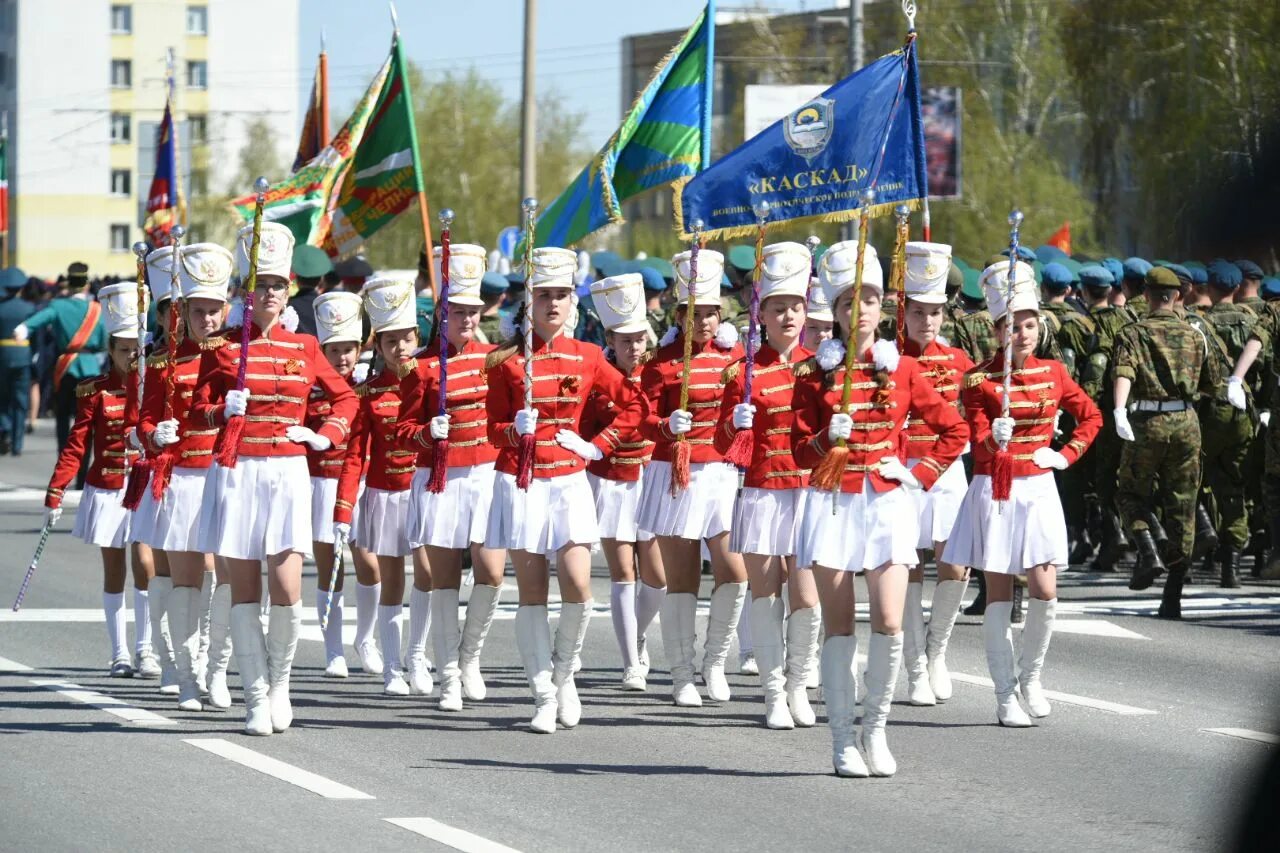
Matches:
[791,343,970,494]
[305,372,356,480]
[961,353,1101,478]
[335,368,415,524]
[395,338,498,470]
[639,335,745,464]
[581,357,652,483]
[137,337,225,470]
[901,338,974,459]
[190,323,357,458]
[714,343,813,489]
[485,332,644,480]
[46,369,138,508]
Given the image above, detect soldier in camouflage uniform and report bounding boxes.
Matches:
[1121,258,1152,319]
[952,258,1061,365]
[720,245,754,329]
[1112,267,1221,619]
[1234,259,1266,314]
[940,264,965,345]
[1231,259,1270,570]
[474,272,510,345]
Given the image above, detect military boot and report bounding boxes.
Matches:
[1192,503,1219,560]
[1091,512,1121,573]
[1200,547,1218,584]
[1068,525,1095,566]
[1128,529,1166,591]
[962,571,988,616]
[1157,561,1189,620]
[1219,547,1242,589]
[1010,582,1025,625]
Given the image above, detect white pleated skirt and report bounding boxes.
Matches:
[636,460,737,541]
[908,456,968,549]
[731,487,806,557]
[72,484,131,549]
[486,470,598,556]
[353,486,413,557]
[310,477,339,544]
[197,457,313,560]
[942,472,1067,575]
[409,463,495,550]
[132,468,209,552]
[797,485,919,573]
[588,472,647,543]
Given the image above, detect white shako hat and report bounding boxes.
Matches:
[671,248,724,306]
[313,291,364,346]
[806,276,833,322]
[589,272,649,335]
[904,241,952,304]
[758,242,811,302]
[235,221,295,281]
[523,247,577,289]
[434,243,486,306]
[178,243,233,303]
[981,259,1039,322]
[361,274,418,334]
[98,282,141,338]
[818,240,883,304]
[145,246,179,304]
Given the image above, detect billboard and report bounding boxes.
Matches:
[922,86,962,199]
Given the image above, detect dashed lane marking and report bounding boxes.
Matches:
[29,678,178,725]
[948,672,1158,716]
[184,738,375,799]
[1201,728,1280,745]
[0,655,33,672]
[384,817,522,853]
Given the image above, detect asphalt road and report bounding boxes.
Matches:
[2,423,1278,853]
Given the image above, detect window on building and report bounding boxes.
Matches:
[110,224,131,252]
[190,169,208,196]
[110,59,131,88]
[187,113,207,144]
[110,169,131,196]
[186,60,207,89]
[110,4,131,34]
[186,5,208,35]
[110,112,131,143]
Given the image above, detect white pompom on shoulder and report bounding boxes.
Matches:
[816,337,845,371]
[872,338,900,373]
[224,300,244,330]
[714,321,739,350]
[280,305,299,333]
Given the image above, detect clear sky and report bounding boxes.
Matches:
[298,0,823,148]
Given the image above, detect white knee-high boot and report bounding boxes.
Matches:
[378,604,408,695]
[634,582,664,676]
[661,593,701,707]
[1018,598,1055,718]
[902,582,936,706]
[132,587,155,671]
[146,577,178,691]
[984,601,1032,727]
[196,572,213,693]
[408,587,434,696]
[515,605,557,733]
[230,603,271,735]
[205,583,234,709]
[702,581,747,702]
[785,606,819,727]
[553,601,592,728]
[861,632,903,777]
[737,595,757,674]
[925,578,968,701]
[317,588,348,678]
[353,582,383,675]
[266,602,301,732]
[750,596,792,729]
[820,636,868,777]
[168,586,203,712]
[104,591,131,675]
[459,583,500,701]
[611,582,643,689]
[432,588,462,710]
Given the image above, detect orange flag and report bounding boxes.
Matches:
[1045,222,1071,255]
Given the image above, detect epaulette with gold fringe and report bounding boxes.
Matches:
[396,358,418,379]
[147,353,168,369]
[792,357,818,378]
[75,378,102,397]
[637,350,654,366]
[964,360,996,389]
[199,336,228,351]
[485,344,520,371]
[355,382,375,398]
[720,362,740,384]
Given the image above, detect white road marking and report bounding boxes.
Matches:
[948,672,1158,716]
[0,655,33,672]
[184,738,375,799]
[384,817,521,853]
[1057,595,1280,618]
[1201,728,1280,745]
[0,486,79,504]
[1049,619,1149,640]
[30,678,178,725]
[0,608,134,622]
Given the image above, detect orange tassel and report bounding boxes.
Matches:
[213,416,244,469]
[150,451,175,500]
[810,444,849,492]
[992,449,1013,501]
[121,458,153,511]
[722,429,753,468]
[671,439,692,495]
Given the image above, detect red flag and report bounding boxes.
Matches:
[144,97,181,245]
[292,49,330,173]
[1045,222,1071,256]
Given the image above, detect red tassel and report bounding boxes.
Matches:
[991,449,1013,501]
[670,439,692,496]
[150,451,175,500]
[810,444,848,493]
[426,439,450,493]
[515,433,535,490]
[121,458,154,511]
[213,416,245,469]
[722,429,753,469]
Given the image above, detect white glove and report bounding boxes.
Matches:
[732,403,755,430]
[125,427,143,451]
[555,429,603,462]
[43,507,62,528]
[991,416,1015,445]
[286,425,332,452]
[224,389,248,418]
[515,409,538,437]
[1226,376,1247,411]
[333,522,351,544]
[828,413,853,443]
[1032,446,1069,470]
[13,323,28,342]
[878,456,921,490]
[668,410,693,436]
[1053,409,1063,439]
[429,414,450,441]
[1114,408,1135,442]
[153,419,180,448]
[1262,410,1272,429]
[352,362,370,385]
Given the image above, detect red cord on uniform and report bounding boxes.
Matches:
[427,438,450,493]
[991,447,1013,501]
[121,457,153,511]
[515,433,536,489]
[149,451,175,500]
[213,416,244,468]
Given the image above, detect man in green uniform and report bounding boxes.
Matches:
[636,264,670,347]
[1234,259,1266,314]
[950,270,996,362]
[15,262,106,455]
[1113,266,1221,618]
[940,264,965,345]
[721,245,754,329]
[287,245,333,338]
[1232,259,1270,568]
[475,271,509,345]
[0,269,33,456]
[1121,258,1151,318]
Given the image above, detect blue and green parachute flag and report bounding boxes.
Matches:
[519,1,714,254]
[675,37,926,241]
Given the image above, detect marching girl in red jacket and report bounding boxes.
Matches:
[897,242,976,708]
[485,247,645,734]
[581,271,665,693]
[792,240,969,778]
[395,245,506,712]
[334,275,420,697]
[134,243,235,711]
[43,282,143,676]
[714,242,819,730]
[943,261,1101,727]
[191,222,358,736]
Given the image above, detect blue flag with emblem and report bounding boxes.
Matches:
[675,39,925,241]
[518,1,714,254]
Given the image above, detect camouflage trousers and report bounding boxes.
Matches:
[1200,401,1256,550]
[1094,408,1125,512]
[1117,409,1202,564]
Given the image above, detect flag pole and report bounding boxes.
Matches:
[1,110,8,268]
[389,4,438,299]
[318,31,331,150]
[166,47,186,230]
[701,0,715,171]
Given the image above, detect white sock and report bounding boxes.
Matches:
[635,582,665,637]
[409,587,431,657]
[132,588,151,655]
[736,593,753,654]
[611,582,639,668]
[316,589,344,662]
[378,604,404,676]
[355,582,380,649]
[103,592,127,663]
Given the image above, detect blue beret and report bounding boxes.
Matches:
[1040,262,1074,293]
[1263,277,1280,300]
[1207,259,1243,290]
[637,265,667,292]
[1188,266,1207,285]
[721,272,732,289]
[1002,246,1037,262]
[1122,257,1152,281]
[480,271,508,296]
[1235,259,1264,279]
[1158,262,1192,282]
[0,267,25,290]
[1078,264,1114,288]
[1101,258,1125,289]
[1035,245,1068,264]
